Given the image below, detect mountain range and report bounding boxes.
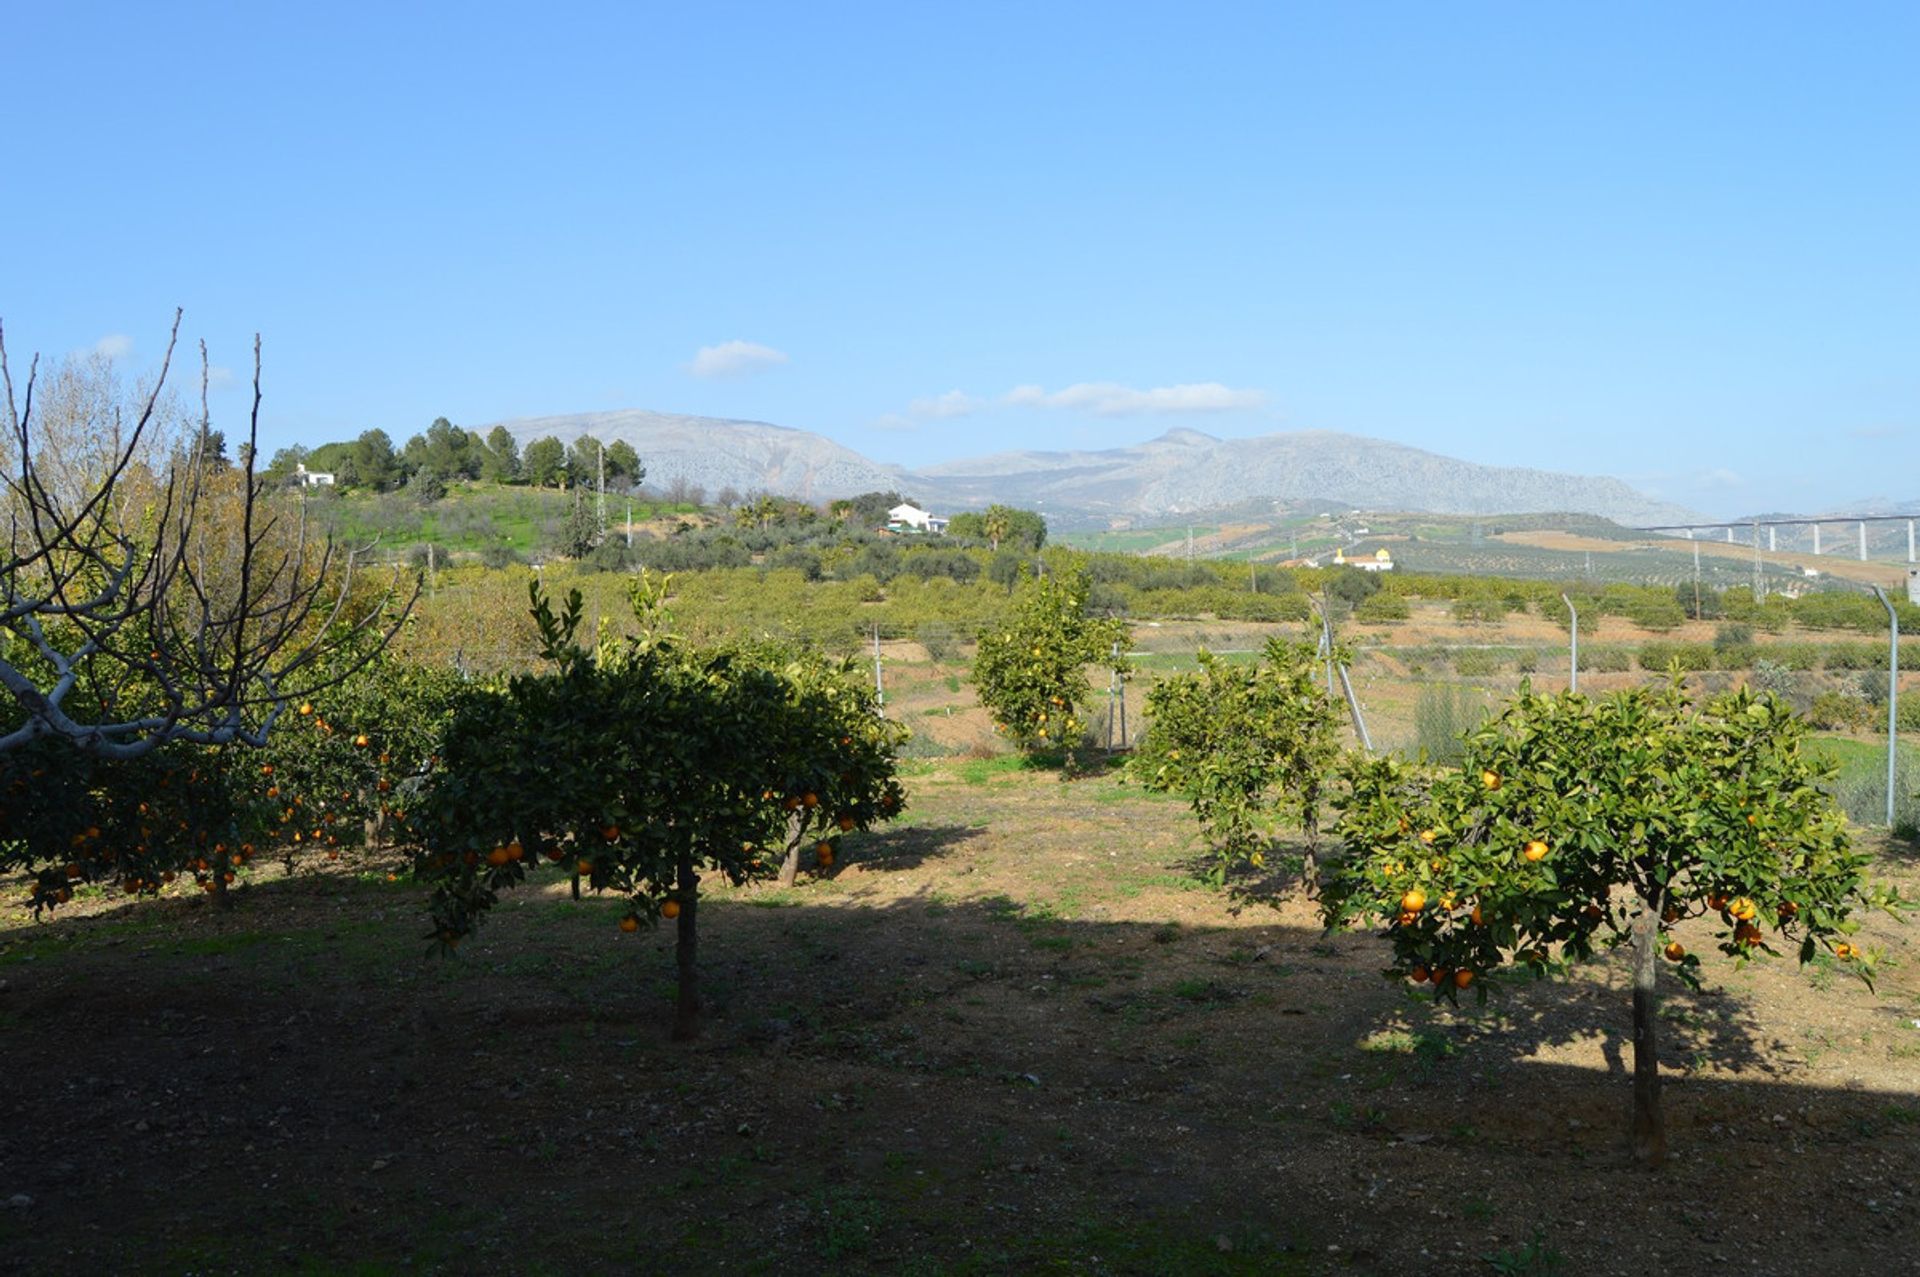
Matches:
[492,410,1705,527]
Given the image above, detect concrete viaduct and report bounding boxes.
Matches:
[1634,513,1918,564]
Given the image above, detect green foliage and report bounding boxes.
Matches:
[1636,641,1714,673]
[1324,682,1898,1000]
[0,739,250,912]
[1806,691,1873,732]
[948,504,1047,551]
[253,642,469,862]
[413,582,907,1031]
[1132,640,1340,869]
[971,567,1127,757]
[1352,591,1409,624]
[522,436,567,488]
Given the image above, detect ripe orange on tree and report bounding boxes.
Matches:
[1324,680,1902,1169]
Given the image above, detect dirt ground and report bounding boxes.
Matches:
[2,758,1915,1276]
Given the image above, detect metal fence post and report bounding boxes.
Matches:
[1872,587,1900,827]
[1562,593,1578,693]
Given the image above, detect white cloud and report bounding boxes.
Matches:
[1003,381,1266,416]
[689,340,789,379]
[92,333,133,360]
[907,389,981,420]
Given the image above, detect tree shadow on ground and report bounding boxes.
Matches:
[840,821,986,873]
[1,866,1913,1274]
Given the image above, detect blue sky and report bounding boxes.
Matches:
[5,2,1916,517]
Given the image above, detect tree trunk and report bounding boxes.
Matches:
[672,848,701,1042]
[1630,891,1667,1167]
[776,811,806,888]
[210,846,233,912]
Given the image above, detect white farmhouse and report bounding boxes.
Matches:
[293,463,335,488]
[1332,547,1395,572]
[887,502,948,534]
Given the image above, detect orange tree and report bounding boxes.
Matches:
[2,738,253,914]
[414,584,905,1039]
[250,640,467,871]
[1320,680,1903,1167]
[971,564,1126,764]
[760,653,908,888]
[1131,638,1340,879]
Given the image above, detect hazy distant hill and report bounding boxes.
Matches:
[489,412,1701,525]
[914,428,1701,525]
[497,410,907,501]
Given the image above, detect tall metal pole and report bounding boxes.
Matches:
[872,623,885,717]
[1859,521,1868,562]
[1871,588,1899,828]
[1563,593,1579,693]
[1692,542,1701,618]
[625,499,633,548]
[1814,523,1822,556]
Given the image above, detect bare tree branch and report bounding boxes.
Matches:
[0,313,419,759]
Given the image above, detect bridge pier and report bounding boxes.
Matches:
[1813,524,1821,555]
[1768,526,1776,552]
[1859,521,1868,561]
[1909,519,1915,563]
[1726,526,1735,543]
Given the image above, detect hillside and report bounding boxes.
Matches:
[487,412,1703,526]
[496,410,908,502]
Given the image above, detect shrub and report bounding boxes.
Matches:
[1638,642,1713,672]
[1452,649,1503,677]
[1132,640,1340,865]
[1823,643,1880,671]
[1353,591,1410,624]
[1578,646,1632,673]
[1805,691,1872,731]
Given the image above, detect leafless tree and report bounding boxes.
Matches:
[0,311,414,758]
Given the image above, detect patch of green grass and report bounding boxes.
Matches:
[955,754,1035,785]
[170,930,273,957]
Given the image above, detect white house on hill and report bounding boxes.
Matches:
[293,463,335,488]
[887,502,948,534]
[1332,547,1394,572]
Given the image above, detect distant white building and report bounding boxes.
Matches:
[1333,547,1395,572]
[293,463,335,488]
[887,502,948,534]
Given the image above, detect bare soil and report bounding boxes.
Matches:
[2,761,1915,1276]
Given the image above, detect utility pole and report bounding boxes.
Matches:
[1187,527,1194,561]
[625,499,633,548]
[1752,520,1763,601]
[1692,542,1701,618]
[1563,594,1579,693]
[872,624,885,717]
